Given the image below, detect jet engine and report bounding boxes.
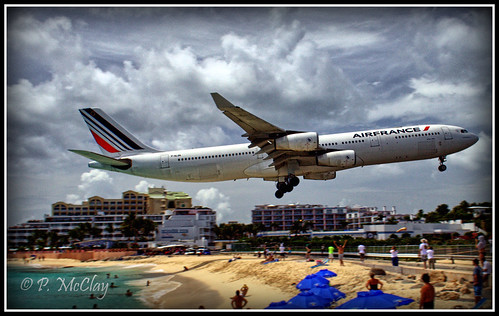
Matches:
[317,150,356,167]
[275,132,319,151]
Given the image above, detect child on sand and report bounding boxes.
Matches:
[240,284,249,297]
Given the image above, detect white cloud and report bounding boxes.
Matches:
[195,187,233,223]
[65,170,115,203]
[366,76,486,125]
[9,14,87,75]
[134,180,156,193]
[409,77,483,98]
[306,25,385,50]
[450,132,492,171]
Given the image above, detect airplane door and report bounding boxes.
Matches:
[442,127,453,140]
[160,154,169,168]
[370,135,380,147]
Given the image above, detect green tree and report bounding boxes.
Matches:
[435,204,450,217]
[120,214,156,241]
[27,230,48,250]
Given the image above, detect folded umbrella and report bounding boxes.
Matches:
[313,269,337,278]
[287,291,327,309]
[296,274,330,291]
[336,290,414,309]
[264,300,302,309]
[309,283,346,306]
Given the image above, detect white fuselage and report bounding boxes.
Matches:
[89,124,478,182]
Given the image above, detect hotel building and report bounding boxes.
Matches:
[251,204,349,231]
[8,187,216,248]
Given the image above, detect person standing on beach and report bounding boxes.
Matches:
[389,246,398,267]
[427,246,435,270]
[279,243,286,260]
[327,245,334,263]
[476,235,487,262]
[419,239,429,269]
[472,258,483,304]
[419,273,435,309]
[358,244,366,262]
[333,240,347,266]
[305,244,312,261]
[231,290,248,309]
[480,258,491,288]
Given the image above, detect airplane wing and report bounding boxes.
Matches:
[211,93,287,147]
[211,93,325,170]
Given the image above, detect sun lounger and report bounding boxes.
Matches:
[311,259,329,268]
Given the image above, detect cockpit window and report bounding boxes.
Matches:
[460,129,469,133]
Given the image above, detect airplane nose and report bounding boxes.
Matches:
[471,133,479,144]
[467,133,479,146]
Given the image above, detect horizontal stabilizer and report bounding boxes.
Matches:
[69,149,131,167]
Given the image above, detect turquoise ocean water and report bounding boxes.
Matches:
[7,263,167,310]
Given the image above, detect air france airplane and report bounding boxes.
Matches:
[70,93,479,198]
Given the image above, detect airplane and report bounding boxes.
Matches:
[70,93,479,199]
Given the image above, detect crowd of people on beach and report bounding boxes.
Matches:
[252,235,491,310]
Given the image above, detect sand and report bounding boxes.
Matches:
[7,254,492,310]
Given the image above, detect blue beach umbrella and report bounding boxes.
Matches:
[309,283,346,306]
[313,269,337,278]
[287,291,327,309]
[336,290,414,309]
[264,300,302,309]
[296,274,330,291]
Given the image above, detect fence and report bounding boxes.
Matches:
[344,244,489,259]
[229,243,491,261]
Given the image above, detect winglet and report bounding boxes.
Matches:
[211,92,237,111]
[210,93,285,137]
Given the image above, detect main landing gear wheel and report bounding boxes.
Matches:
[275,175,300,199]
[438,156,447,172]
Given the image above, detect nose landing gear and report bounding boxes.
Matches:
[275,175,300,199]
[438,156,447,172]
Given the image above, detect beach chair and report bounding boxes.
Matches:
[311,258,329,268]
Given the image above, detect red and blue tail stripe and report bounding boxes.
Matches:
[79,108,154,156]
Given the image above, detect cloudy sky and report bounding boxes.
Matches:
[6,6,493,226]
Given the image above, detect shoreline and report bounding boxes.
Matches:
[7,254,492,310]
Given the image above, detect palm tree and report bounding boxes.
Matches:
[27,230,48,250]
[120,214,156,241]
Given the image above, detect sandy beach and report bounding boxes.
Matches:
[7,254,492,310]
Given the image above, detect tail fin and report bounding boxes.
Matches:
[78,108,157,157]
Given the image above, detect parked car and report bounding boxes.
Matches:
[196,248,211,255]
[185,248,196,255]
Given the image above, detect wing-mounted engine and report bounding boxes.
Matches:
[317,150,356,167]
[275,132,319,151]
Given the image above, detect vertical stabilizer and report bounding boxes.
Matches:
[79,108,157,157]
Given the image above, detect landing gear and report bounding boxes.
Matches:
[275,175,300,199]
[438,156,447,172]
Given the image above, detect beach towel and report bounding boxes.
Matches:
[311,259,329,268]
